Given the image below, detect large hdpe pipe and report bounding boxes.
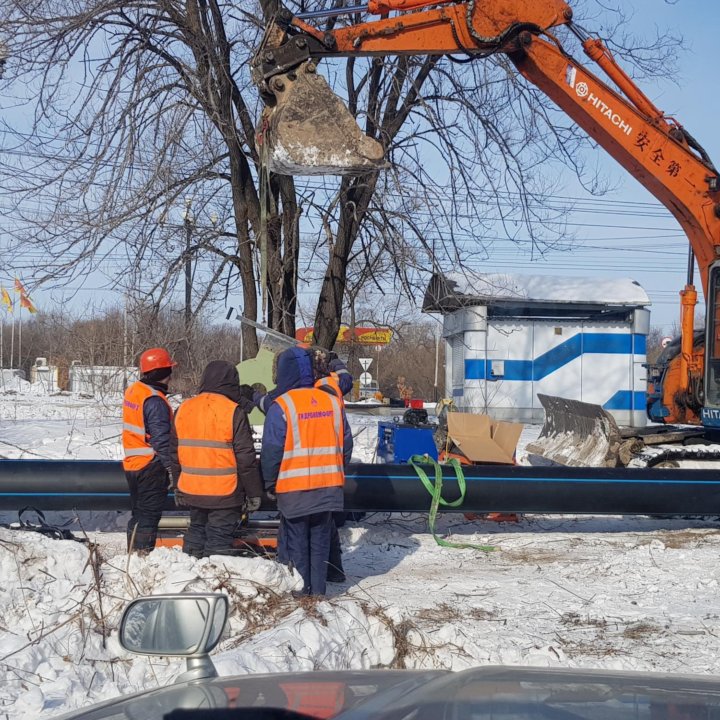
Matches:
[1,460,720,515]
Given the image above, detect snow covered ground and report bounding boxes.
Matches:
[2,386,720,718]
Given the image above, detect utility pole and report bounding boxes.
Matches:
[182,197,193,335]
[1,47,15,382]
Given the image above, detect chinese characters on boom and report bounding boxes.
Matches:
[635,131,682,177]
[566,64,682,180]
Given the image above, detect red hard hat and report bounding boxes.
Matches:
[139,347,176,374]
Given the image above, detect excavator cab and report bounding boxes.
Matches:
[701,261,720,429]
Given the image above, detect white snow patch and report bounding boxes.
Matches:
[440,270,650,306]
[2,390,720,718]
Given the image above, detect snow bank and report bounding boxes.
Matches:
[0,531,395,719]
[0,375,52,396]
[5,388,720,720]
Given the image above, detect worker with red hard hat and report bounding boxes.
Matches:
[122,347,176,552]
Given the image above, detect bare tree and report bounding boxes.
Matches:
[0,0,300,355]
[14,301,246,395]
[0,1,682,353]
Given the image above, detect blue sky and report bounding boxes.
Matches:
[2,1,718,332]
[548,0,720,331]
[431,0,720,332]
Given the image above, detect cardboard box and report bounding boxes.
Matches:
[446,412,523,465]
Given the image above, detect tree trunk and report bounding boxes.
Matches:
[227,147,260,357]
[313,177,377,349]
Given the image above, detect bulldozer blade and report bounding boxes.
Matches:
[257,62,387,176]
[525,394,623,467]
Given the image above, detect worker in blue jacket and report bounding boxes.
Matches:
[253,346,353,583]
[253,347,352,413]
[260,347,353,595]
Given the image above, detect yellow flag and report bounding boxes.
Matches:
[1,288,12,312]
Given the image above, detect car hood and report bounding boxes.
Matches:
[54,669,444,720]
[56,666,720,720]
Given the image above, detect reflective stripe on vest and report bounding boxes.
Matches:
[122,381,173,472]
[275,388,344,494]
[177,439,233,449]
[175,392,238,496]
[124,448,155,457]
[123,422,146,436]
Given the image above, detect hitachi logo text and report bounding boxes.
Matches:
[586,92,633,136]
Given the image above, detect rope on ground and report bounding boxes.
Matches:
[408,455,496,552]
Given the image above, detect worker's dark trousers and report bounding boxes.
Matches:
[183,507,241,557]
[281,511,334,596]
[125,458,168,551]
[327,519,345,582]
[277,515,344,582]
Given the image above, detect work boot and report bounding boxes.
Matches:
[327,566,346,583]
[182,546,204,559]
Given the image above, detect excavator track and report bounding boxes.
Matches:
[526,394,710,467]
[627,444,720,469]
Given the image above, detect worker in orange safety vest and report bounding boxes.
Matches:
[171,360,263,557]
[122,347,176,551]
[254,345,354,583]
[260,347,353,596]
[309,347,355,583]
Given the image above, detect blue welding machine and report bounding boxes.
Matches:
[377,410,438,463]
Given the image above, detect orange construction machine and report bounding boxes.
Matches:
[250,0,720,464]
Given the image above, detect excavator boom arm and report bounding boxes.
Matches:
[252,0,720,428]
[511,34,720,295]
[253,0,719,290]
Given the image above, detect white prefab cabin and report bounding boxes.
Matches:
[424,271,651,428]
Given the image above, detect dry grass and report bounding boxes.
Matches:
[560,612,608,629]
[363,605,414,668]
[623,621,662,640]
[468,607,498,621]
[555,615,664,660]
[504,548,573,565]
[556,637,629,658]
[214,576,298,648]
[293,594,329,625]
[654,529,720,550]
[415,602,463,625]
[414,603,497,625]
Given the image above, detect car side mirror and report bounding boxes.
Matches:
[119,593,229,683]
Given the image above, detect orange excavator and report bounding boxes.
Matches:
[251,0,720,465]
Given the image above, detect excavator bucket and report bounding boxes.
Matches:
[525,394,623,467]
[257,62,387,176]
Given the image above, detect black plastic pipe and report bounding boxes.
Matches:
[1,459,720,515]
